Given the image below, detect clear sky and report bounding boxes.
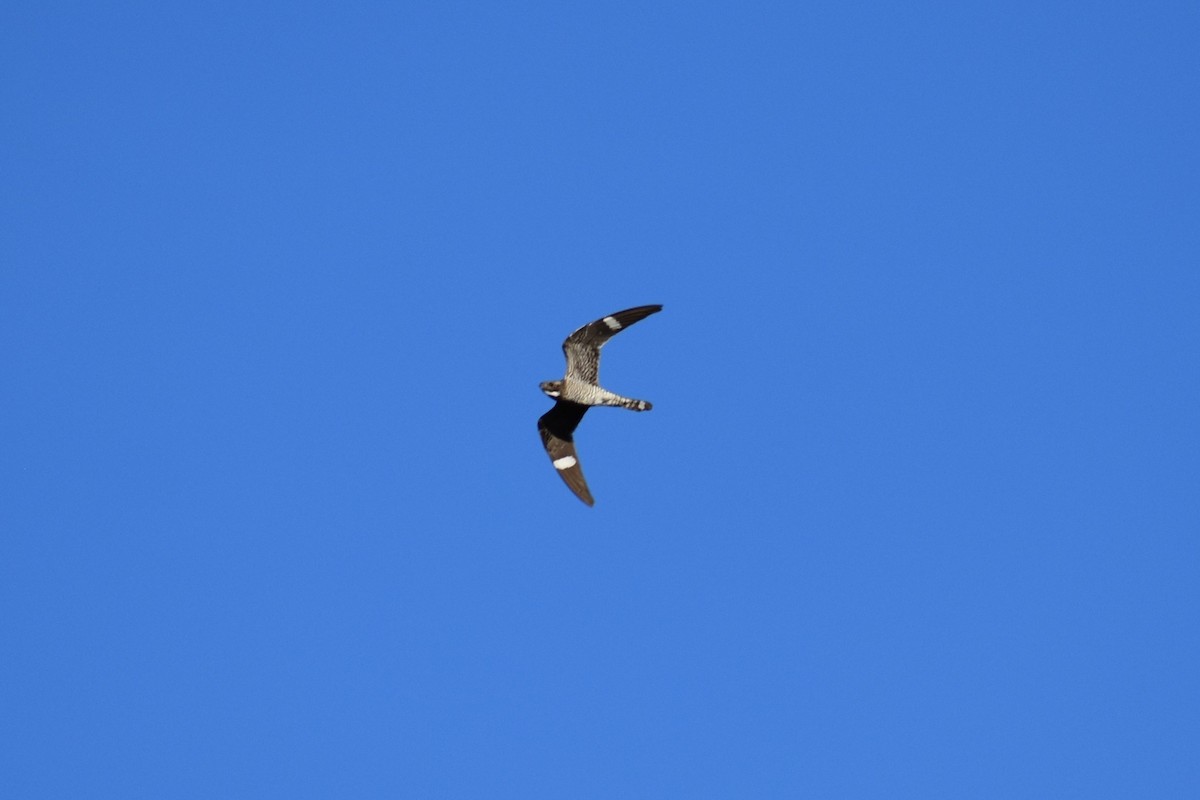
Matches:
[3,2,1197,797]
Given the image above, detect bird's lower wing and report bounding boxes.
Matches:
[537,402,593,506]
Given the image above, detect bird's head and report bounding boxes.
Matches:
[540,380,564,399]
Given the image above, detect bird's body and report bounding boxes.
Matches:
[537,304,662,506]
[543,378,651,410]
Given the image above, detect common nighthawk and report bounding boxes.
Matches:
[538,304,663,506]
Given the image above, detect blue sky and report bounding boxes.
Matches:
[2,2,1197,797]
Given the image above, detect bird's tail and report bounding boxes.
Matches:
[618,397,652,412]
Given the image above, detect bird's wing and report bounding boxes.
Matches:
[562,304,663,385]
[537,401,593,506]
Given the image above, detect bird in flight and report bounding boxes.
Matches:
[538,304,663,506]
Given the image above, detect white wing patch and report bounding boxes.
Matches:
[602,316,622,330]
[552,455,578,470]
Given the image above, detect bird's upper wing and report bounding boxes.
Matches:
[562,304,663,384]
[537,401,593,506]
